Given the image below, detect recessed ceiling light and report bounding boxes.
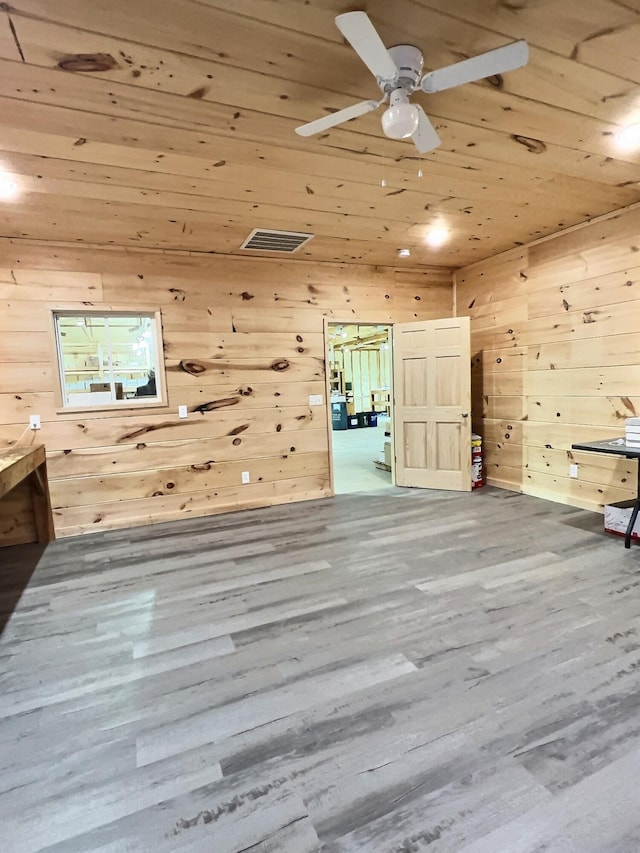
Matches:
[397,248,411,258]
[426,227,449,248]
[615,123,640,152]
[0,171,19,201]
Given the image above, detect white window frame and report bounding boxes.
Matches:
[52,307,167,412]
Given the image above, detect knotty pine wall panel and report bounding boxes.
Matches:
[0,241,453,540]
[456,206,640,513]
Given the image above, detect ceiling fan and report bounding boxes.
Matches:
[295,12,529,153]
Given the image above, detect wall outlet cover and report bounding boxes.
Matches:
[309,394,323,406]
[29,414,41,430]
[178,405,188,419]
[569,463,579,478]
[241,471,250,484]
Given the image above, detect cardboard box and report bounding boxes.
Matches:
[604,500,640,542]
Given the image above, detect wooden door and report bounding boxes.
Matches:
[393,317,471,490]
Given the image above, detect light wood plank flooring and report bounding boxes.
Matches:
[1,486,640,852]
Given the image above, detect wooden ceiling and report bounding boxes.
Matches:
[2,0,640,268]
[328,323,390,349]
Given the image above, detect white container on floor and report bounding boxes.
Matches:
[604,500,640,542]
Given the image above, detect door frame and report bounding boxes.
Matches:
[323,318,395,496]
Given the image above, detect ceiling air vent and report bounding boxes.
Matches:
[240,228,314,253]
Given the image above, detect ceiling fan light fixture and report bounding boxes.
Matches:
[296,13,528,153]
[381,91,420,139]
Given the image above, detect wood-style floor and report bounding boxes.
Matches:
[2,486,640,852]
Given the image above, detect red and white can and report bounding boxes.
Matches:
[471,433,484,489]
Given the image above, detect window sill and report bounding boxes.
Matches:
[55,400,170,415]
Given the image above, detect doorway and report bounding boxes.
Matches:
[327,323,394,494]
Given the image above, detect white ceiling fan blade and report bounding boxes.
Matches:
[420,40,529,94]
[411,106,441,153]
[295,99,381,137]
[335,11,398,83]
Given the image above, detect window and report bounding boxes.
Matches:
[53,310,165,409]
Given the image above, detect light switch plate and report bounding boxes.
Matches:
[569,463,578,478]
[178,405,188,419]
[241,471,250,484]
[309,394,323,406]
[29,414,41,430]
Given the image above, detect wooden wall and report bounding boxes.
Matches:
[0,239,453,541]
[455,205,640,513]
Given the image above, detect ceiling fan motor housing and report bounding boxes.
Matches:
[384,45,424,91]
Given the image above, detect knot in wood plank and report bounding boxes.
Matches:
[179,359,207,375]
[193,397,241,413]
[511,134,547,154]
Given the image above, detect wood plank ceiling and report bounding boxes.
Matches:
[1,0,640,268]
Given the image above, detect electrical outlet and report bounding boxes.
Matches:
[309,394,323,406]
[241,471,250,484]
[29,414,41,430]
[178,405,188,419]
[569,463,579,478]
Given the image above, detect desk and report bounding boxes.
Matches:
[571,438,640,549]
[0,445,55,546]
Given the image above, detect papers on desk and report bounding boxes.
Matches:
[626,418,640,448]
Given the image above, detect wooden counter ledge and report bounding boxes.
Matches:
[0,445,55,547]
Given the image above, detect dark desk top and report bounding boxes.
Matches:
[571,438,640,459]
